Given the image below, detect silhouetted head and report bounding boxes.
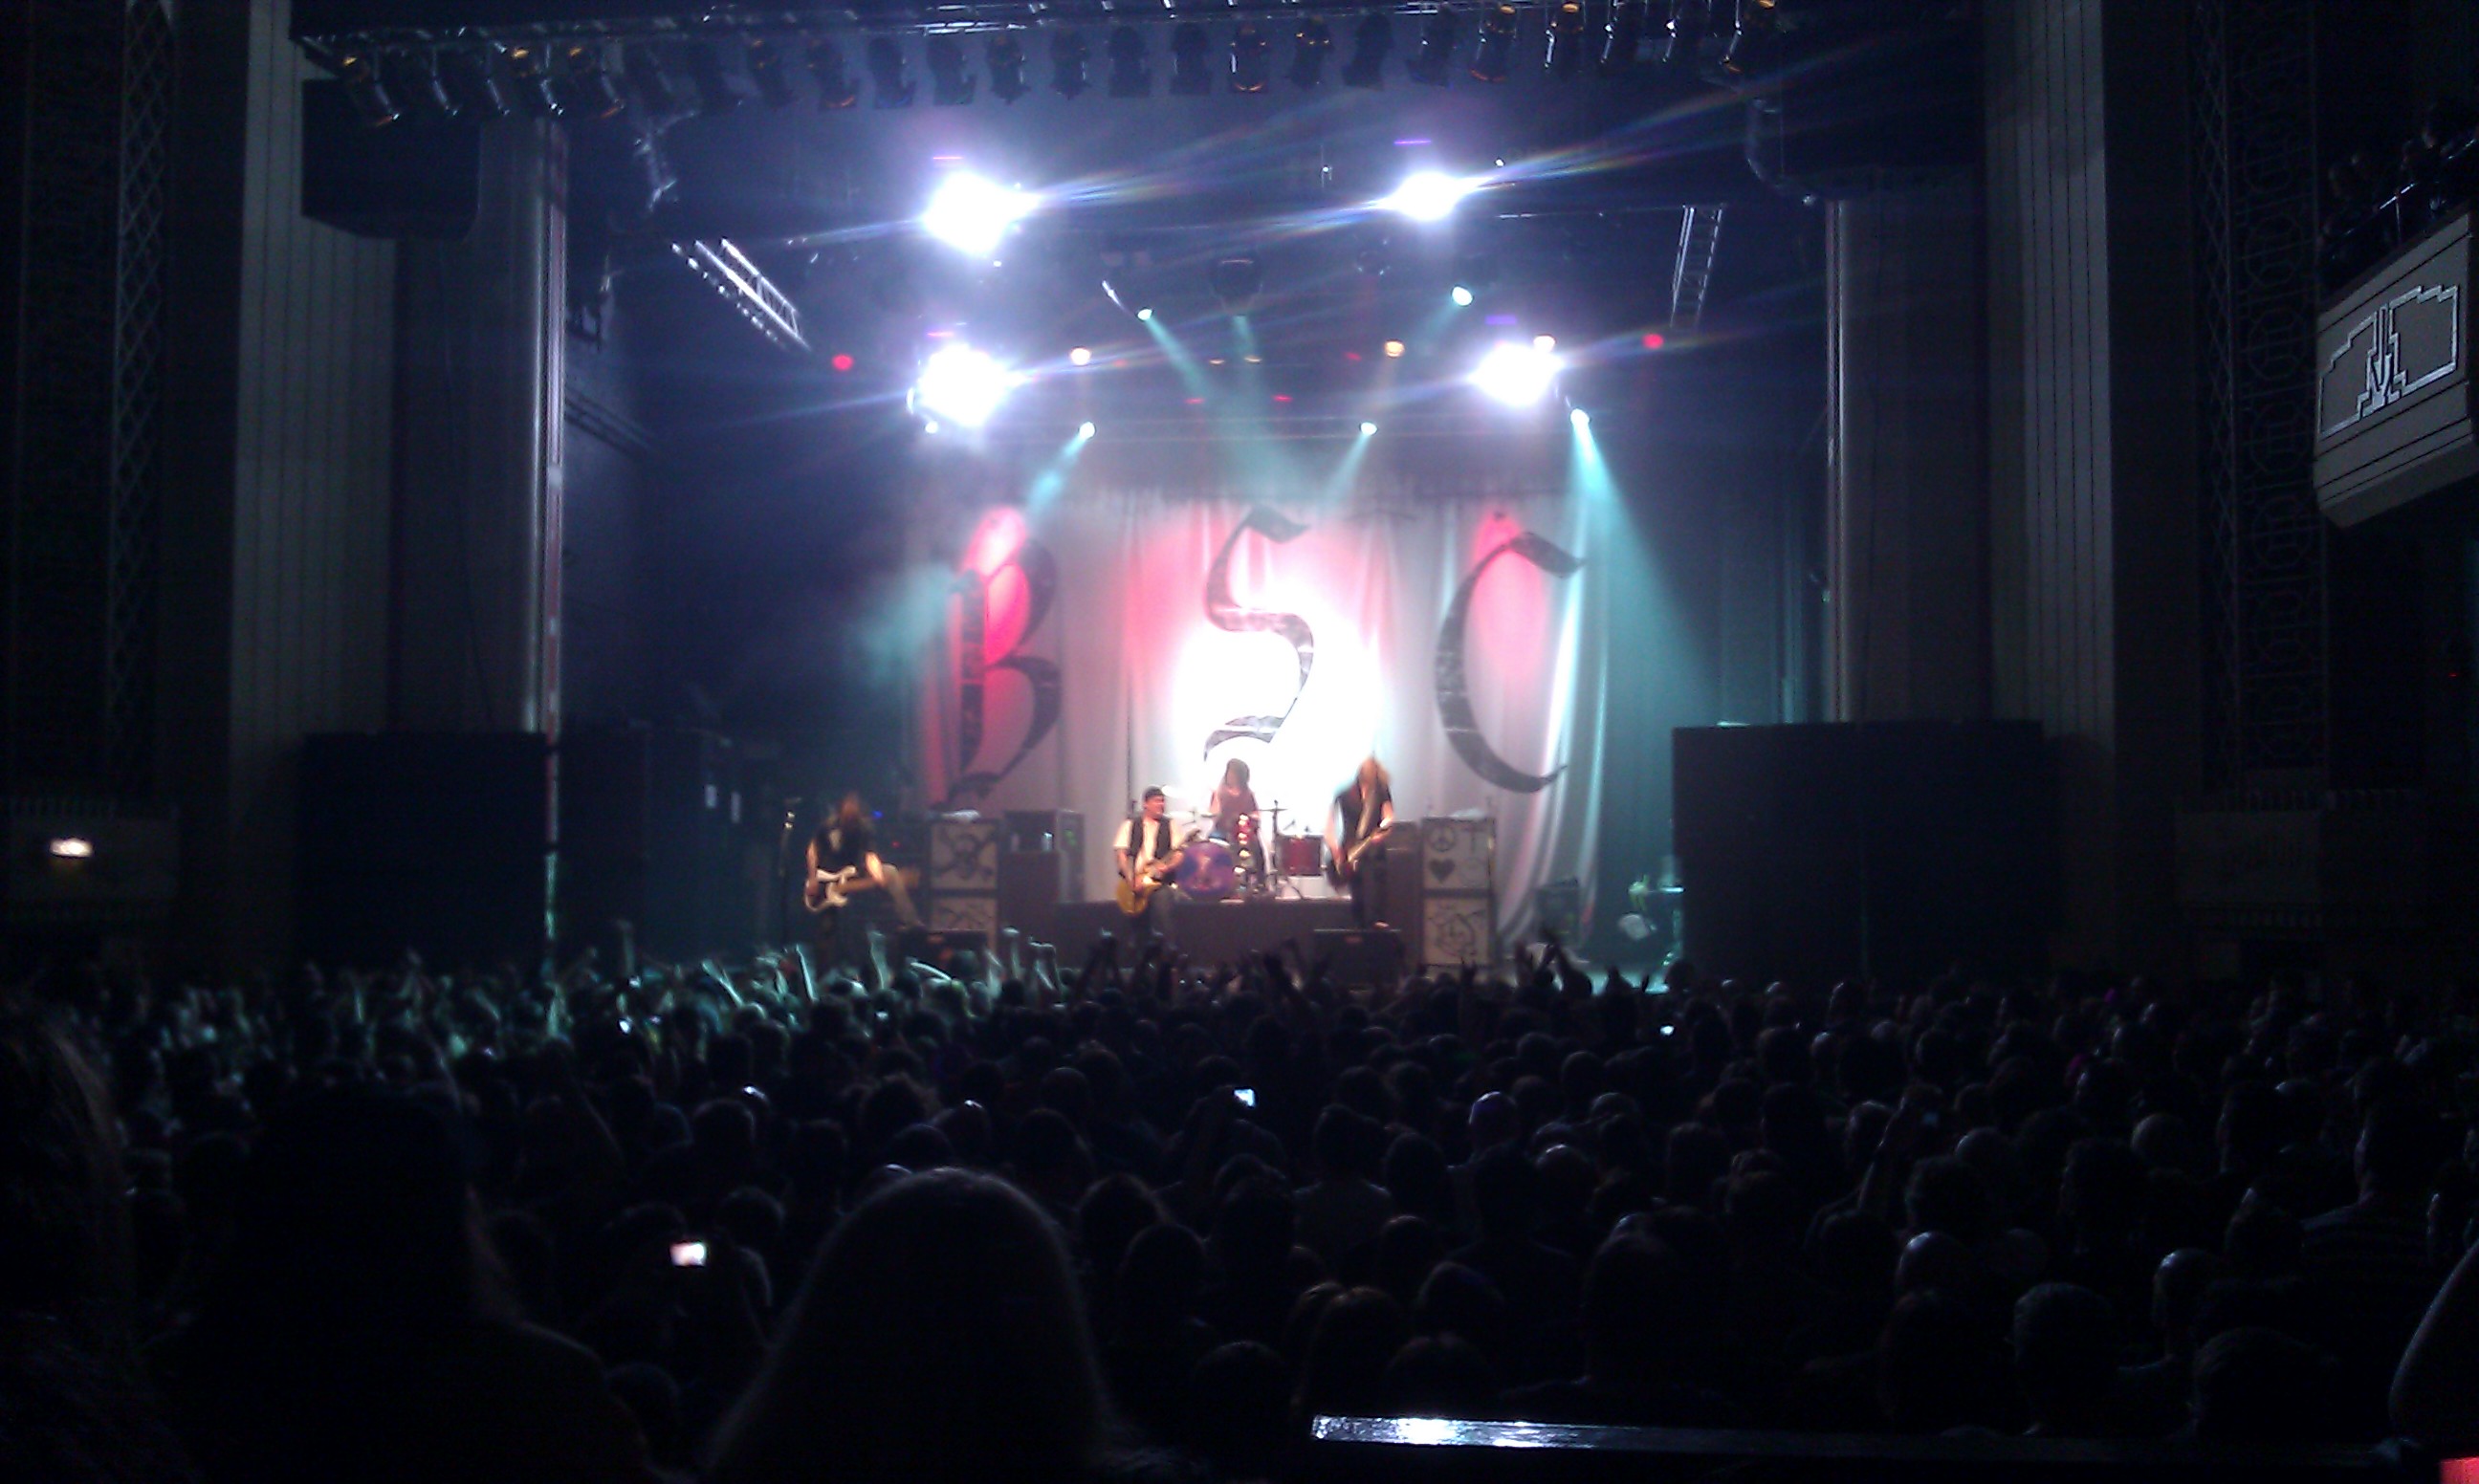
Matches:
[709,1169,1108,1484]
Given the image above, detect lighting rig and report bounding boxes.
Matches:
[293,2,1952,123]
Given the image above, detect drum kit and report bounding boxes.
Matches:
[1167,798,1320,902]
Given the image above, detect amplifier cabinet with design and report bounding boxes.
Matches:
[928,817,1004,893]
[1414,816,1495,969]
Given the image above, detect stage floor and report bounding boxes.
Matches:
[1045,895,1358,966]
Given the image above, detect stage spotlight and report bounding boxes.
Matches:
[558,42,627,119]
[625,129,679,219]
[382,49,454,120]
[1230,23,1272,93]
[868,36,915,107]
[1069,346,1093,365]
[922,172,1031,256]
[1169,24,1212,95]
[1472,340,1561,405]
[1570,406,1591,429]
[1534,334,1557,351]
[1136,306,1155,322]
[1079,420,1097,439]
[1378,170,1474,222]
[1546,0,1588,75]
[1659,0,1706,66]
[1451,284,1475,306]
[745,37,797,106]
[1107,27,1151,97]
[1288,18,1332,88]
[1721,0,1776,76]
[1471,6,1517,82]
[1052,31,1091,98]
[499,43,561,117]
[621,43,681,114]
[336,52,400,126]
[1383,339,1406,358]
[927,34,976,104]
[1407,10,1460,85]
[805,38,858,108]
[439,47,512,118]
[1210,254,1264,314]
[925,421,941,436]
[681,41,740,114]
[1602,0,1646,73]
[1342,13,1392,87]
[989,32,1029,102]
[1360,421,1378,435]
[912,344,1017,428]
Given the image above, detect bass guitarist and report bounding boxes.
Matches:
[805,794,918,959]
[1326,755,1397,929]
[1113,786,1183,950]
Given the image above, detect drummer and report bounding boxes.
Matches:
[1208,759,1259,840]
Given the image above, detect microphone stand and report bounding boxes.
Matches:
[775,797,805,947]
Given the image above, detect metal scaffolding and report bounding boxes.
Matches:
[2191,0,2325,790]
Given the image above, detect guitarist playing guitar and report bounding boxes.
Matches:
[805,794,919,957]
[1326,755,1397,929]
[1113,786,1184,949]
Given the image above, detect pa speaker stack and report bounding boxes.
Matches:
[1416,817,1495,969]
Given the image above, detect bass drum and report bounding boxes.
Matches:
[1175,838,1237,900]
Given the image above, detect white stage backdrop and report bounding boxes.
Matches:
[914,481,1615,948]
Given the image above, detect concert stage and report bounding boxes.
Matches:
[1043,897,1359,966]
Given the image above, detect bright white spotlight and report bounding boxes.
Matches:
[1379,170,1475,222]
[1136,306,1155,322]
[1569,407,1591,429]
[1359,421,1378,436]
[1450,285,1475,307]
[912,343,1018,428]
[1471,340,1561,406]
[1533,334,1557,352]
[1078,420,1096,439]
[1069,346,1092,366]
[920,171,1032,256]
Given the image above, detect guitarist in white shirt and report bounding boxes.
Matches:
[1112,786,1183,949]
[1326,756,1397,929]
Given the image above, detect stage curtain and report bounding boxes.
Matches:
[916,478,1615,951]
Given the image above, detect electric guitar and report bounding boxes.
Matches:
[805,863,924,915]
[1115,853,1182,916]
[1327,824,1394,885]
[805,866,869,914]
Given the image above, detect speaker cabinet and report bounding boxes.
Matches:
[558,728,753,962]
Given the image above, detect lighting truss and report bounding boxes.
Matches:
[670,239,808,350]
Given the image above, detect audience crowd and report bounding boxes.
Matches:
[9,925,2479,1482]
[2321,100,2479,295]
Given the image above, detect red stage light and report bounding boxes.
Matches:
[1273,394,1291,403]
[830,353,855,372]
[1185,397,1203,404]
[1641,332,1665,350]
[1344,351,1362,361]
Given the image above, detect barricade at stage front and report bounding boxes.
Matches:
[1042,897,1358,967]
